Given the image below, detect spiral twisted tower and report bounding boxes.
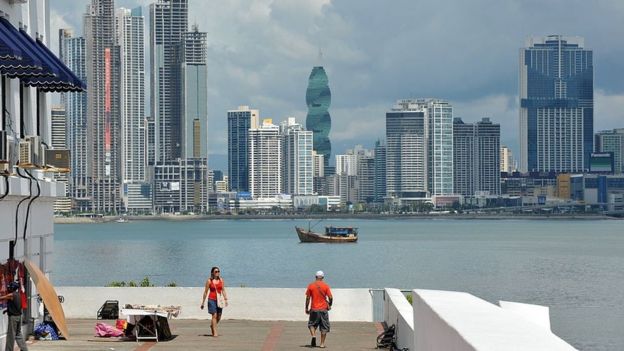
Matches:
[306,66,332,167]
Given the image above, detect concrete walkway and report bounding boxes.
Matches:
[25,319,382,351]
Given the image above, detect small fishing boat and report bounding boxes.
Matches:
[295,225,358,243]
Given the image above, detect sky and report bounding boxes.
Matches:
[50,0,624,170]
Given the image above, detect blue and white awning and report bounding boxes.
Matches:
[0,17,86,92]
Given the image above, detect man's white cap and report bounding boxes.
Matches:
[316,270,324,278]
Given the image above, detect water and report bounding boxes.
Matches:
[53,218,624,350]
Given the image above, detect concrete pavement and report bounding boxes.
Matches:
[25,319,382,351]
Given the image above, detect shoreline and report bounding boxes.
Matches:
[53,212,620,224]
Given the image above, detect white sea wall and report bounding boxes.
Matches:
[55,287,373,321]
[411,289,577,351]
[383,288,414,351]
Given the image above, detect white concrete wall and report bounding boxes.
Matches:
[383,288,414,351]
[412,289,577,351]
[55,287,373,322]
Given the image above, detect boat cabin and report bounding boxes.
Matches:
[325,226,358,237]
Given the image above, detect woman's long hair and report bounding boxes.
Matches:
[210,266,221,280]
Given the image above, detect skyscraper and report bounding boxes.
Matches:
[453,118,501,195]
[249,119,281,199]
[150,0,188,162]
[475,118,501,195]
[180,25,208,160]
[374,140,386,202]
[595,129,624,174]
[500,146,514,173]
[453,118,475,196]
[427,99,454,195]
[519,35,593,172]
[280,117,313,196]
[385,100,428,198]
[60,29,90,211]
[306,66,331,168]
[85,0,122,213]
[50,106,72,213]
[116,7,149,213]
[227,106,259,193]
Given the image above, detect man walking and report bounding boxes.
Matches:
[1,281,28,351]
[305,270,332,348]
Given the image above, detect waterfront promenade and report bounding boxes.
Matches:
[26,319,380,350]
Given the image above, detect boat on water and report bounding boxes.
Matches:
[115,217,129,223]
[295,226,358,243]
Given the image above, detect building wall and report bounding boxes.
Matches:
[0,0,61,346]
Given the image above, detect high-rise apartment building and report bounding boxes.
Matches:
[227,106,259,193]
[51,107,67,149]
[519,35,593,172]
[453,118,475,196]
[312,150,325,195]
[180,25,208,160]
[306,66,332,168]
[595,129,624,174]
[116,7,150,213]
[453,118,501,195]
[427,99,454,196]
[385,100,428,198]
[280,117,313,195]
[249,119,281,199]
[59,29,90,211]
[50,107,72,213]
[335,153,358,176]
[386,99,453,197]
[500,146,514,173]
[357,153,375,203]
[374,140,387,202]
[85,0,122,213]
[150,0,188,162]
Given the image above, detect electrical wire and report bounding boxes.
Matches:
[23,169,40,240]
[0,173,8,201]
[12,167,32,259]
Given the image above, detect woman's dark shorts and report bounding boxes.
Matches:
[207,299,222,314]
[308,310,330,333]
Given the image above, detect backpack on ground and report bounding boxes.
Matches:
[376,323,396,349]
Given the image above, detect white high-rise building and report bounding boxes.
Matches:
[249,119,281,198]
[500,146,514,173]
[116,7,150,213]
[335,154,358,176]
[427,99,454,195]
[280,117,313,195]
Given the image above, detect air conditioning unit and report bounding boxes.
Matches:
[44,149,70,172]
[0,130,7,164]
[19,139,33,166]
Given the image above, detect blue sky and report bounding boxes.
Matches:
[51,0,624,170]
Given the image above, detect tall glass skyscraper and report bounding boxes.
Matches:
[519,35,593,173]
[60,29,90,211]
[305,66,331,168]
[227,106,259,193]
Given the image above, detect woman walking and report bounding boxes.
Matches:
[201,266,228,336]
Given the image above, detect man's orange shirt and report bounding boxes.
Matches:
[306,281,332,311]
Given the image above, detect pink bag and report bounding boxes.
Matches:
[95,322,124,337]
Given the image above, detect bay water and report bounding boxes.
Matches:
[54,218,624,350]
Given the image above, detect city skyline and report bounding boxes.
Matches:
[50,0,624,170]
